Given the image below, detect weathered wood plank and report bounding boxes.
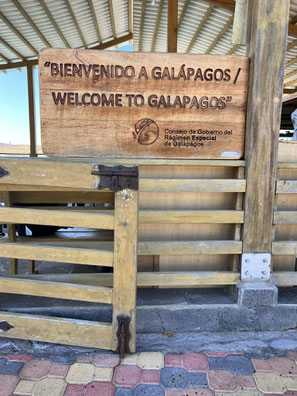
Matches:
[274,211,297,224]
[242,0,289,252]
[112,189,138,353]
[2,192,18,275]
[139,210,244,224]
[0,311,112,349]
[278,163,297,169]
[139,179,246,192]
[272,241,297,255]
[277,180,297,194]
[7,191,114,204]
[21,271,240,286]
[0,277,113,304]
[271,272,297,286]
[0,242,113,266]
[0,207,114,230]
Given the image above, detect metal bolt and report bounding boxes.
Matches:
[262,271,267,275]
[125,194,129,200]
[263,258,268,263]
[245,259,250,263]
[123,222,128,228]
[245,271,249,275]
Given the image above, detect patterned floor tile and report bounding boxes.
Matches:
[224,355,254,375]
[207,370,238,392]
[19,359,51,380]
[252,359,273,372]
[287,352,297,361]
[160,367,189,390]
[188,372,208,387]
[141,369,161,384]
[282,376,297,391]
[93,366,114,382]
[6,355,33,363]
[63,384,85,396]
[66,363,95,385]
[0,374,19,396]
[33,378,66,396]
[0,360,24,375]
[84,381,115,396]
[48,364,69,378]
[253,372,287,394]
[138,352,164,370]
[268,358,297,376]
[165,355,182,368]
[235,374,257,389]
[13,379,36,396]
[183,354,209,372]
[113,364,142,387]
[115,387,136,395]
[165,390,184,396]
[134,384,165,395]
[186,389,214,396]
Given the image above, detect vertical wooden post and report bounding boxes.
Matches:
[112,188,138,353]
[167,0,178,53]
[242,0,289,254]
[2,192,18,275]
[27,65,37,158]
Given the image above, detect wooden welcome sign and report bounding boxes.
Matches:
[39,49,249,159]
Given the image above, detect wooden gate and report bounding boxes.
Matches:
[0,158,138,354]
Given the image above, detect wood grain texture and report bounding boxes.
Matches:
[0,242,113,266]
[0,207,114,229]
[271,272,297,286]
[242,0,289,253]
[0,277,113,304]
[274,211,297,224]
[277,180,297,194]
[2,192,18,275]
[112,189,138,352]
[272,241,297,255]
[39,49,248,159]
[0,311,112,349]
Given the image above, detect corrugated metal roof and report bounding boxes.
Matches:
[0,0,131,67]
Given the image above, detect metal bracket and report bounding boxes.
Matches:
[91,165,138,193]
[241,253,271,281]
[0,167,8,178]
[0,321,13,332]
[116,315,131,358]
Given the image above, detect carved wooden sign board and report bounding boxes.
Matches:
[39,49,249,159]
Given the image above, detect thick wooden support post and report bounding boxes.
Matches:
[243,0,289,253]
[27,65,37,158]
[2,192,18,275]
[167,0,178,53]
[112,189,138,353]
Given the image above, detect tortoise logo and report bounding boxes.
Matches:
[133,118,159,145]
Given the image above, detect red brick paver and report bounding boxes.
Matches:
[19,359,52,380]
[182,353,209,372]
[165,354,182,367]
[268,357,297,376]
[6,354,33,363]
[84,381,114,396]
[142,369,160,384]
[48,364,69,378]
[236,374,257,389]
[0,374,19,396]
[113,364,142,387]
[64,384,85,396]
[208,370,238,392]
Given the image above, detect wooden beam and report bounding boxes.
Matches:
[286,38,297,51]
[285,55,297,68]
[284,69,297,81]
[128,0,132,33]
[11,0,50,48]
[138,0,146,51]
[91,33,133,50]
[167,0,178,53]
[0,311,112,349]
[64,0,87,48]
[0,37,25,60]
[289,24,297,37]
[284,77,297,88]
[3,192,18,275]
[207,0,235,12]
[283,88,297,94]
[0,11,38,55]
[0,59,37,71]
[108,0,117,42]
[227,43,240,55]
[186,4,215,53]
[178,0,190,29]
[38,0,70,48]
[242,0,289,253]
[26,65,37,158]
[151,0,165,52]
[87,0,102,44]
[0,52,10,63]
[206,15,234,54]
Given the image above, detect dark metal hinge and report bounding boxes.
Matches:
[116,315,131,358]
[91,165,138,193]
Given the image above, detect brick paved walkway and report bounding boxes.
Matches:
[0,350,297,395]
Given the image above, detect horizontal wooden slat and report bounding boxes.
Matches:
[278,162,297,169]
[4,191,114,204]
[139,179,246,192]
[276,180,297,193]
[3,240,242,255]
[139,210,244,224]
[21,271,240,287]
[272,241,297,255]
[274,211,297,224]
[0,242,113,266]
[0,207,114,229]
[271,272,297,286]
[0,277,113,304]
[0,311,112,349]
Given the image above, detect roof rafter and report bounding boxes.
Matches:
[284,69,297,80]
[128,0,132,34]
[87,0,102,44]
[37,0,70,48]
[11,0,50,48]
[186,4,215,53]
[284,77,297,88]
[151,0,164,52]
[109,0,117,40]
[0,10,38,55]
[178,0,190,30]
[205,15,234,54]
[0,52,10,63]
[64,0,87,48]
[0,37,25,60]
[227,43,240,54]
[286,56,297,69]
[138,0,147,51]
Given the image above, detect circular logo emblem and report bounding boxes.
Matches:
[133,118,159,145]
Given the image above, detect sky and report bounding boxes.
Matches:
[0,44,133,146]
